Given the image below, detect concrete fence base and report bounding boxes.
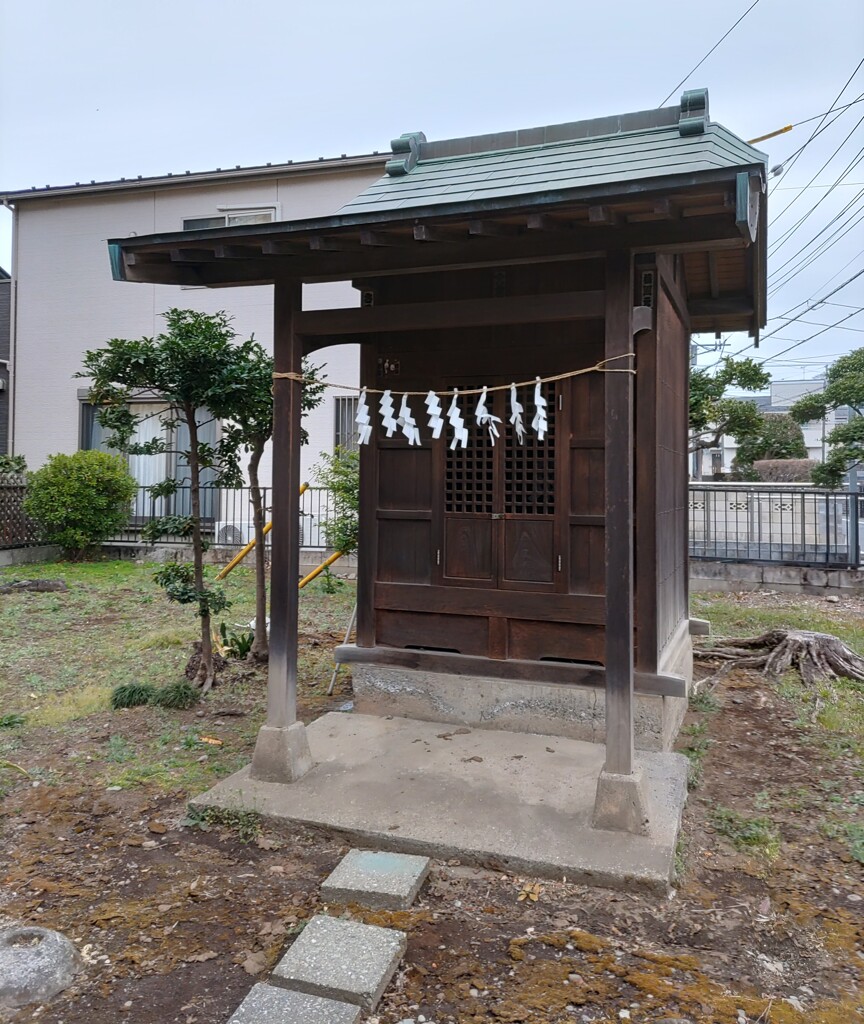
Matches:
[691,560,864,595]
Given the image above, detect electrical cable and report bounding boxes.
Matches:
[768,59,864,195]
[657,0,762,107]
[769,204,864,296]
[769,113,864,236]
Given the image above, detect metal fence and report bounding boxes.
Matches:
[689,483,860,568]
[107,485,334,549]
[0,474,41,550]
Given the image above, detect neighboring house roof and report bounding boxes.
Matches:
[0,153,387,204]
[0,267,10,280]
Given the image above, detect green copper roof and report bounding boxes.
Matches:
[338,94,766,217]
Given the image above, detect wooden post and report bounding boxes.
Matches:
[250,278,313,782]
[593,249,648,834]
[603,250,635,776]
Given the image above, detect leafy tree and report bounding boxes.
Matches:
[732,413,808,478]
[23,450,136,558]
[315,446,360,555]
[80,309,251,690]
[790,347,864,487]
[689,357,771,461]
[219,343,325,662]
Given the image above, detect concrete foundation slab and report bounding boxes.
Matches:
[226,983,361,1024]
[192,713,689,893]
[350,664,688,751]
[321,849,431,910]
[271,914,406,1010]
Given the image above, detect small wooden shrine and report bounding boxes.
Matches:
[109,89,767,827]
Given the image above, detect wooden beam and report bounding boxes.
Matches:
[261,240,307,256]
[588,205,618,226]
[468,220,521,237]
[604,250,636,777]
[215,244,262,258]
[688,294,753,318]
[309,236,362,252]
[294,290,605,336]
[169,248,219,263]
[264,279,302,728]
[413,224,462,243]
[359,230,411,247]
[526,213,570,232]
[333,645,686,698]
[708,252,720,299]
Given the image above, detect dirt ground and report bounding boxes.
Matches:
[0,580,862,1023]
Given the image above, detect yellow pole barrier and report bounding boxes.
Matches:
[298,550,343,590]
[215,482,309,581]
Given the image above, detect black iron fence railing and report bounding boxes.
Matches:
[689,483,860,568]
[6,479,860,568]
[106,485,333,550]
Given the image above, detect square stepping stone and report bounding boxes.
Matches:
[321,849,432,910]
[227,983,360,1024]
[271,914,406,1010]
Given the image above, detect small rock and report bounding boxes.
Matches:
[195,710,206,718]
[469,988,479,997]
[826,595,840,603]
[847,893,861,902]
[0,926,82,1008]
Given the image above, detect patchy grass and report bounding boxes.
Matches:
[710,806,782,859]
[0,558,356,798]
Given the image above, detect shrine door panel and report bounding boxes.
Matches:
[442,381,558,592]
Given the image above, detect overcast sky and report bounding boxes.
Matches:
[1,0,862,385]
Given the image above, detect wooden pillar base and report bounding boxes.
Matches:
[250,723,313,784]
[592,766,649,835]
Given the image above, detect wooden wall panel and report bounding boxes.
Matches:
[569,524,605,595]
[508,620,604,663]
[444,518,494,581]
[655,271,689,653]
[570,448,605,516]
[378,520,432,583]
[379,448,433,510]
[502,520,555,583]
[377,609,488,655]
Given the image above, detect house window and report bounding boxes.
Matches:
[182,207,277,231]
[80,401,220,520]
[334,396,359,452]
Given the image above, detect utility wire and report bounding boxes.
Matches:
[758,308,864,367]
[701,268,864,370]
[769,203,864,296]
[769,112,864,235]
[769,60,864,195]
[657,0,762,107]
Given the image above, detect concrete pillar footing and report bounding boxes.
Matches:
[592,766,650,835]
[250,722,313,784]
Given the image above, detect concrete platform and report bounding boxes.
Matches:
[191,713,688,893]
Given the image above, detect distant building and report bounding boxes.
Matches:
[0,154,386,484]
[697,378,849,477]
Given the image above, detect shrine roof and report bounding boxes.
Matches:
[338,94,765,218]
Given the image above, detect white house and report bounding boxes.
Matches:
[0,152,388,505]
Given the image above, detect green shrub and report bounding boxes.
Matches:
[151,681,199,710]
[23,450,136,558]
[111,683,158,709]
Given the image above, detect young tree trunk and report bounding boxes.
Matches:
[247,442,269,663]
[185,403,215,691]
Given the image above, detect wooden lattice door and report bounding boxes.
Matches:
[440,381,558,592]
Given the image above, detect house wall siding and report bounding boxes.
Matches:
[0,278,9,454]
[10,164,383,481]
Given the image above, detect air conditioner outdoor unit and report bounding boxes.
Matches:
[215,521,255,547]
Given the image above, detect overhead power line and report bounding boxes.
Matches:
[657,0,762,107]
[748,96,864,144]
[769,59,864,195]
